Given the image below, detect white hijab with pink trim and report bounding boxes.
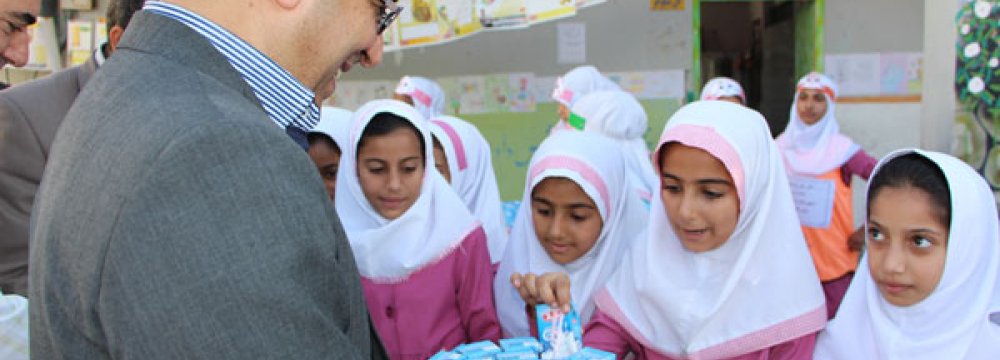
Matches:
[815,149,1000,360]
[395,76,446,121]
[699,77,746,103]
[550,66,619,133]
[573,90,658,204]
[428,116,509,264]
[335,99,479,282]
[494,131,647,337]
[594,101,826,359]
[776,72,860,176]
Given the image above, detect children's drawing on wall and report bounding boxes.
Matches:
[954,0,1000,205]
[508,73,537,112]
[478,0,528,28]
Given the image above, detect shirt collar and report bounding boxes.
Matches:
[141,1,320,131]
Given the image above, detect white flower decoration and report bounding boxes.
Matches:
[975,1,992,18]
[969,77,985,94]
[961,24,971,34]
[966,42,981,58]
[991,58,999,68]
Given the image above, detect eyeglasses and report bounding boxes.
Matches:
[378,1,402,35]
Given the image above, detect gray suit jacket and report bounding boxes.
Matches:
[0,53,99,297]
[30,11,385,359]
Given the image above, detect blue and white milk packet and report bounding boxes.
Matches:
[535,304,583,359]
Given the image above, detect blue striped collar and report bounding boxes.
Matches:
[142,1,320,131]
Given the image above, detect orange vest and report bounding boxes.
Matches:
[791,169,860,281]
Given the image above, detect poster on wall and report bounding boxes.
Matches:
[438,0,482,38]
[577,0,606,9]
[879,52,923,95]
[398,0,445,46]
[534,76,557,104]
[526,0,576,23]
[478,0,528,29]
[507,73,537,112]
[67,20,94,66]
[953,0,1000,203]
[824,53,881,96]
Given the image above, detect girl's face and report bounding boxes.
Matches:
[307,139,341,201]
[431,137,451,184]
[659,143,740,253]
[796,89,829,125]
[357,127,425,220]
[557,103,570,122]
[530,177,604,265]
[393,93,415,106]
[717,96,743,105]
[867,186,949,307]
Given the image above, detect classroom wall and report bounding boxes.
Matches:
[824,0,925,225]
[341,1,693,201]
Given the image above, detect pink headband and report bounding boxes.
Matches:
[431,120,468,171]
[529,155,610,214]
[657,124,746,205]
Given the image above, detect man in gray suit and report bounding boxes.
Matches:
[30,0,395,358]
[0,0,144,298]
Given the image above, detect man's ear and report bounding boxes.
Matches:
[108,26,126,54]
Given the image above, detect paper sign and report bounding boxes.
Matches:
[557,22,586,64]
[651,0,684,11]
[788,176,836,228]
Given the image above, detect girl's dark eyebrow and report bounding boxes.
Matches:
[663,172,732,186]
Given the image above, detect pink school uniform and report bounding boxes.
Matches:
[776,72,877,319]
[584,101,826,360]
[335,100,500,359]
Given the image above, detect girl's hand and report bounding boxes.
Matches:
[510,271,573,313]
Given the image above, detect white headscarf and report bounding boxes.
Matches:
[395,76,446,121]
[776,72,860,175]
[551,66,619,109]
[550,66,620,134]
[310,107,353,149]
[494,131,647,338]
[335,99,480,282]
[428,115,509,264]
[814,149,1000,360]
[574,90,658,203]
[699,77,746,103]
[594,101,826,359]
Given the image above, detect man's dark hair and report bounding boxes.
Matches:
[107,0,145,36]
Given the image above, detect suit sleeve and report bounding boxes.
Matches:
[97,121,377,359]
[0,94,42,296]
